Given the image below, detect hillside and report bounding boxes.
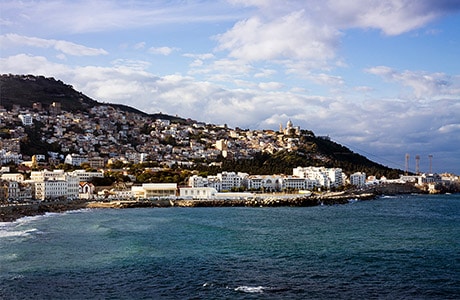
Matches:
[0,74,184,122]
[0,74,402,178]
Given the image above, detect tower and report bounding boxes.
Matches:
[415,155,420,174]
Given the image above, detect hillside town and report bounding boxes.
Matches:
[0,94,459,204]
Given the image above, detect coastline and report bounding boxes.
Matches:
[2,182,454,223]
[0,200,88,223]
[1,191,375,222]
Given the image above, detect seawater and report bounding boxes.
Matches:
[1,194,459,299]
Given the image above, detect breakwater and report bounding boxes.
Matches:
[85,191,375,209]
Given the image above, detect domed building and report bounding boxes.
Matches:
[279,120,300,135]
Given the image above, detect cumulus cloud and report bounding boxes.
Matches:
[215,10,339,64]
[0,34,108,56]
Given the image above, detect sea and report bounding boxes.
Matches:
[1,194,459,299]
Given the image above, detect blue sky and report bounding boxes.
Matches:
[1,0,460,174]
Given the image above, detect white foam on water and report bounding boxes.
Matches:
[0,228,38,238]
[1,253,18,261]
[234,285,266,293]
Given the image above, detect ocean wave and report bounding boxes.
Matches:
[381,195,397,198]
[0,228,38,239]
[234,285,266,293]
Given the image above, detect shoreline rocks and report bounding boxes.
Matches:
[0,200,88,222]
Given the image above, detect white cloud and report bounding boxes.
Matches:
[354,86,374,93]
[305,73,345,86]
[366,66,459,98]
[148,46,178,56]
[1,53,459,172]
[1,0,243,34]
[183,53,215,60]
[0,34,108,56]
[258,81,283,90]
[215,10,339,63]
[438,123,460,134]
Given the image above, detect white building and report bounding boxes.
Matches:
[31,170,79,200]
[293,166,344,189]
[69,170,104,182]
[18,114,33,126]
[1,173,25,182]
[79,182,95,199]
[281,176,318,190]
[0,150,22,164]
[131,183,177,199]
[189,174,222,191]
[5,181,19,200]
[350,172,366,187]
[179,187,218,199]
[64,154,88,166]
[217,171,243,191]
[246,175,283,191]
[31,169,65,181]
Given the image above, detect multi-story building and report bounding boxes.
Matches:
[0,150,22,164]
[69,170,104,182]
[31,170,79,200]
[18,113,33,126]
[246,175,283,191]
[281,176,318,190]
[64,154,88,166]
[1,173,25,182]
[350,172,366,187]
[217,171,243,191]
[293,166,344,188]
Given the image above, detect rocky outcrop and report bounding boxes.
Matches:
[0,200,88,222]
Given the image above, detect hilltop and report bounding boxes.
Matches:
[0,74,185,122]
[0,74,401,178]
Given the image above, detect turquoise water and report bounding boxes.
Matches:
[1,194,459,299]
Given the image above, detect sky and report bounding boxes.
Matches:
[1,0,460,175]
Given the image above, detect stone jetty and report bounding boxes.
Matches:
[85,191,375,209]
